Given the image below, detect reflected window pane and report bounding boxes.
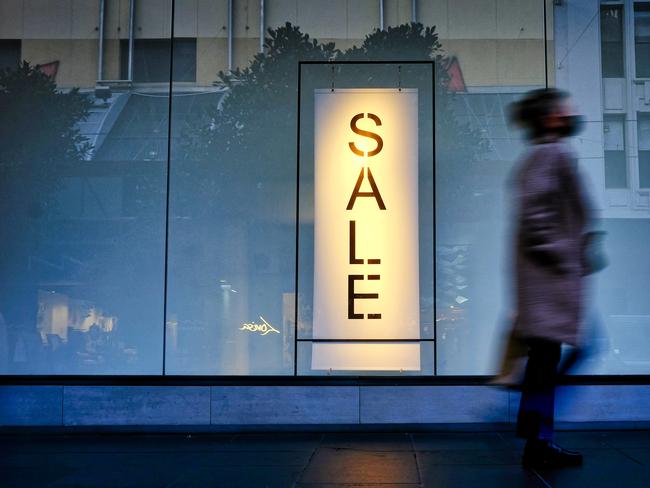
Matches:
[635,4,650,77]
[0,40,21,71]
[601,5,624,77]
[0,2,171,375]
[120,39,196,83]
[639,114,650,187]
[604,115,627,188]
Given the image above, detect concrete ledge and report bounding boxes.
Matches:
[62,386,210,426]
[0,386,63,426]
[211,386,359,424]
[508,385,650,423]
[1,385,649,427]
[360,386,509,424]
[557,385,650,422]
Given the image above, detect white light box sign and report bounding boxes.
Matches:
[311,88,420,371]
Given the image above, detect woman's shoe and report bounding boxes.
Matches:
[522,440,583,469]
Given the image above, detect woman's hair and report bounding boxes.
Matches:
[509,88,570,139]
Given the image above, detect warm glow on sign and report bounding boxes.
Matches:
[312,88,420,371]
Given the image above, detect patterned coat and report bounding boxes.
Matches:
[512,140,591,346]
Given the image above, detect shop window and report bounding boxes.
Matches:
[635,3,650,77]
[638,114,650,187]
[604,115,628,188]
[0,40,21,71]
[601,4,625,77]
[120,38,196,83]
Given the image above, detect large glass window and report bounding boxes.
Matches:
[2,0,650,377]
[0,1,170,374]
[164,10,295,375]
[162,0,547,376]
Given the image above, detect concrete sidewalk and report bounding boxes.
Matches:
[1,430,649,487]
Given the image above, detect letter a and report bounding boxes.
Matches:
[346,167,386,210]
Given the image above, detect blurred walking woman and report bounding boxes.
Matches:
[509,88,591,469]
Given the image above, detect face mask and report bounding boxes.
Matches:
[557,114,584,137]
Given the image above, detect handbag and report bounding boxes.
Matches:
[582,230,608,275]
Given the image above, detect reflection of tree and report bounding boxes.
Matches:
[174,23,489,373]
[339,23,488,221]
[179,23,338,219]
[183,23,336,163]
[0,61,93,370]
[181,22,487,220]
[0,61,92,194]
[0,61,92,243]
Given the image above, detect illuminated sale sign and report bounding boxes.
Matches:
[312,88,420,371]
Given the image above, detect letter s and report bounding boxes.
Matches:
[349,113,383,157]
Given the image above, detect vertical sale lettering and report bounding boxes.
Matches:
[347,112,385,321]
[312,89,420,371]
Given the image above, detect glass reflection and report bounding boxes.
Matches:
[2,0,650,376]
[0,0,171,374]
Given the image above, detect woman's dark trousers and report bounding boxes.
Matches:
[516,338,562,441]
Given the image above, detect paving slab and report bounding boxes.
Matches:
[299,448,419,484]
[0,430,649,487]
[533,448,650,488]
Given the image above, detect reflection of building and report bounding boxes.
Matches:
[555,0,650,218]
[0,0,649,377]
[0,0,547,89]
[0,1,548,376]
[554,1,650,372]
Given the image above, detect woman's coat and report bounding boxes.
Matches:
[513,140,591,346]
